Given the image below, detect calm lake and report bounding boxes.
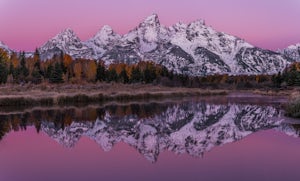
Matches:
[1,95,300,181]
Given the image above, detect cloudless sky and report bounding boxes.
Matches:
[0,0,299,51]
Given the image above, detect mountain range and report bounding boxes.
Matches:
[1,14,299,76]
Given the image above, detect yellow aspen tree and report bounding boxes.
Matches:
[86,61,97,82]
[73,62,82,81]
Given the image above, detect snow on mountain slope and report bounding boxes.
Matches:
[1,14,293,75]
[169,20,252,72]
[281,43,300,62]
[86,25,121,58]
[94,14,288,75]
[39,28,94,60]
[234,47,287,74]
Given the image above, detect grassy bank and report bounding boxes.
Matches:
[0,83,227,107]
[285,92,300,118]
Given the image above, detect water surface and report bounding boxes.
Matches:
[0,96,300,181]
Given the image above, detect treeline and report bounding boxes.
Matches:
[271,62,300,88]
[1,47,300,89]
[0,48,170,84]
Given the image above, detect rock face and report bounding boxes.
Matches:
[40,101,285,162]
[35,14,290,76]
[38,29,94,60]
[281,44,300,62]
[1,14,297,75]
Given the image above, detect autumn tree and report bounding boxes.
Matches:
[10,52,19,68]
[0,48,9,63]
[63,54,73,81]
[73,62,82,82]
[86,60,97,82]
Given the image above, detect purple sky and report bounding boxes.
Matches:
[0,0,299,51]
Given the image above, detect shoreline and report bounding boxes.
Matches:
[0,83,228,107]
[0,83,296,107]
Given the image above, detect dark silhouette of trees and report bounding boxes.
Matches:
[96,62,106,82]
[49,62,64,83]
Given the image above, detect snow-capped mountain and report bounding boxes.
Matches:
[281,43,300,62]
[39,28,94,60]
[88,14,288,75]
[1,14,296,75]
[86,25,121,59]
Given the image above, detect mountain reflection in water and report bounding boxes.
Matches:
[0,98,297,163]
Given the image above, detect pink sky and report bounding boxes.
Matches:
[0,0,299,51]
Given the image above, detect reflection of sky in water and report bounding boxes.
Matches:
[0,99,299,181]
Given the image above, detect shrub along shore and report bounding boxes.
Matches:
[0,83,227,107]
[1,83,300,119]
[284,92,300,118]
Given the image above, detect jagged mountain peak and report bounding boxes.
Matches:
[189,19,206,27]
[51,28,80,42]
[60,28,76,34]
[141,13,160,27]
[281,43,300,61]
[86,25,121,58]
[39,28,94,60]
[92,25,120,40]
[99,25,115,34]
[170,22,188,32]
[287,43,300,49]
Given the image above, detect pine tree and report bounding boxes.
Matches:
[32,49,43,84]
[96,62,106,82]
[46,64,53,79]
[50,62,64,83]
[107,69,118,82]
[19,52,29,82]
[32,69,42,84]
[119,68,129,83]
[160,66,169,77]
[295,72,300,86]
[9,62,13,75]
[143,66,156,83]
[0,58,8,84]
[272,72,283,88]
[131,67,142,83]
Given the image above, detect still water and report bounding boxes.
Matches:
[0,95,300,181]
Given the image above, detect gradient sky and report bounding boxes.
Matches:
[0,0,299,51]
